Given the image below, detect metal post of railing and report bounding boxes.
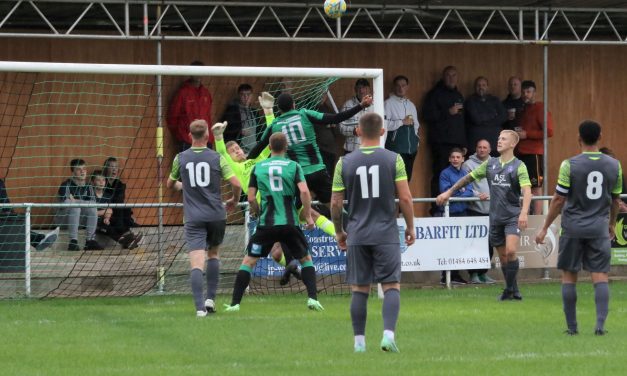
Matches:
[444,202,451,289]
[24,204,32,297]
[156,4,165,294]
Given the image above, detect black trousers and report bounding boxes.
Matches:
[97,209,134,241]
[400,152,417,183]
[320,150,337,178]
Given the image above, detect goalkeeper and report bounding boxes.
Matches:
[213,93,336,235]
[212,92,335,284]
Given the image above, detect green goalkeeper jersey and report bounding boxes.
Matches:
[215,112,274,190]
[215,139,271,191]
[249,156,305,226]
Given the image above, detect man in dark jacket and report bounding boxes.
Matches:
[220,83,263,153]
[465,76,506,156]
[422,66,466,215]
[502,76,525,131]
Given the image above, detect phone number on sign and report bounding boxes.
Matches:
[437,257,490,266]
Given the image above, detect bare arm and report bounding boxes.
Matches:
[610,195,621,239]
[225,175,242,213]
[230,176,241,200]
[330,191,344,234]
[536,193,566,244]
[247,187,259,217]
[435,173,475,205]
[543,194,565,231]
[449,174,475,195]
[519,185,532,230]
[396,179,416,246]
[166,178,182,191]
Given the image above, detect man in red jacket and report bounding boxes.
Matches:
[516,80,554,214]
[167,61,214,150]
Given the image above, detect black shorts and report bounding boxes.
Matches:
[305,169,332,204]
[518,154,543,188]
[490,218,521,247]
[184,220,226,251]
[557,236,611,273]
[246,225,309,260]
[346,244,402,285]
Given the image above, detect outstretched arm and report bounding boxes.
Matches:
[310,95,373,125]
[247,127,271,160]
[436,173,476,206]
[535,193,565,244]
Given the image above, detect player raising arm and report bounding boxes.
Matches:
[331,112,415,353]
[437,130,531,301]
[536,120,622,336]
[248,92,373,206]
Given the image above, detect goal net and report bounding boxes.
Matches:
[0,62,384,299]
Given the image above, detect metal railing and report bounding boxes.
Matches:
[3,193,625,296]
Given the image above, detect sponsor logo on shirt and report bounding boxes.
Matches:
[492,174,511,187]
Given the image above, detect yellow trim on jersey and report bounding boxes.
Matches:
[331,157,345,192]
[395,154,407,181]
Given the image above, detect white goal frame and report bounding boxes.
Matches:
[0,61,384,297]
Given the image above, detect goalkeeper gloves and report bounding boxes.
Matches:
[258,92,275,111]
[211,121,228,141]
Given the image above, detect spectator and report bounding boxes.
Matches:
[600,147,627,212]
[57,159,103,251]
[314,93,342,177]
[516,80,554,215]
[423,66,466,215]
[0,179,59,251]
[384,75,420,182]
[167,61,213,151]
[439,147,473,285]
[220,83,262,152]
[92,170,142,250]
[502,76,525,131]
[339,79,373,154]
[465,76,506,156]
[462,140,496,284]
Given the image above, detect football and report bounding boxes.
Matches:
[323,0,347,19]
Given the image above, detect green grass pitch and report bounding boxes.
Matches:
[1,282,625,375]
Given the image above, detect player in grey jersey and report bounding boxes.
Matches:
[437,130,532,301]
[331,112,415,353]
[167,119,241,317]
[536,120,622,336]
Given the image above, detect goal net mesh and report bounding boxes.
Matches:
[0,68,354,298]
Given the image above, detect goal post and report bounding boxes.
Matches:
[0,61,384,298]
[0,61,384,114]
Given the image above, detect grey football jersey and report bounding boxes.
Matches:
[557,152,622,238]
[333,147,406,246]
[471,157,531,223]
[177,148,226,222]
